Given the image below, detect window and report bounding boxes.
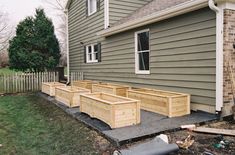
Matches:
[88,0,97,16]
[135,29,150,74]
[85,43,101,63]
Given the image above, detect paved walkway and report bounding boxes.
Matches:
[39,93,218,146]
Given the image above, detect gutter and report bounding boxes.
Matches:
[64,9,70,84]
[97,0,208,37]
[208,0,224,112]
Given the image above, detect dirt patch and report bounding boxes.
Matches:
[168,120,235,155]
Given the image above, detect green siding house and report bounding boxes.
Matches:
[65,0,235,116]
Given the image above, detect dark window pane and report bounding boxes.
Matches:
[89,54,92,60]
[137,31,149,51]
[88,46,92,53]
[139,52,149,70]
[95,52,98,60]
[94,44,98,52]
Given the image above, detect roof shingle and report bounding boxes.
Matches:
[114,0,192,26]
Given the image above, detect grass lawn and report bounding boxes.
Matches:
[0,94,112,155]
[0,67,20,75]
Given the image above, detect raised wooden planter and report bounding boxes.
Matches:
[127,88,190,117]
[41,82,66,96]
[72,80,99,91]
[55,86,90,107]
[80,92,140,128]
[92,83,130,97]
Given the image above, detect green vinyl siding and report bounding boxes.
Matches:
[68,0,104,66]
[68,6,216,107]
[109,0,152,26]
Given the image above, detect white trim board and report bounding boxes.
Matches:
[104,0,109,29]
[135,29,150,75]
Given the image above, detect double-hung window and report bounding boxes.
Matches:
[135,29,150,74]
[86,44,99,63]
[88,0,97,16]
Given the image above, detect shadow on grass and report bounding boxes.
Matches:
[0,94,112,155]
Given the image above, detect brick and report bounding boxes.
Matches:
[223,9,235,106]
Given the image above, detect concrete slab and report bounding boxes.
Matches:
[38,93,218,146]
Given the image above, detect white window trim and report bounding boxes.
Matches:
[88,0,97,16]
[86,44,98,63]
[135,29,150,75]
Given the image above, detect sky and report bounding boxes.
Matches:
[0,0,62,31]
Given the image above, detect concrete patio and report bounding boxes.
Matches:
[39,93,218,146]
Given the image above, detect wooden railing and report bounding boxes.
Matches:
[0,72,59,94]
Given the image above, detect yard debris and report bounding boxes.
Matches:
[157,134,169,143]
[213,139,231,149]
[181,124,196,130]
[192,127,235,136]
[203,150,215,155]
[113,135,179,155]
[213,143,225,149]
[176,135,195,149]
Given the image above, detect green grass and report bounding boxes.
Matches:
[0,94,107,155]
[0,67,21,75]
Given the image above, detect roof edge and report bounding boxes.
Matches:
[97,0,209,37]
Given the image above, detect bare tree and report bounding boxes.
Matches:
[0,11,12,52]
[0,10,12,67]
[42,0,67,66]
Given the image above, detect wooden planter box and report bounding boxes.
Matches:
[55,86,90,107]
[127,88,190,117]
[80,92,140,128]
[92,83,130,97]
[41,82,66,96]
[72,80,99,91]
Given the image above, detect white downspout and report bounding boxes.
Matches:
[64,9,70,84]
[209,0,223,112]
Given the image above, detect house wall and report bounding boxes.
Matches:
[68,6,217,112]
[109,0,152,26]
[68,0,104,71]
[223,9,235,116]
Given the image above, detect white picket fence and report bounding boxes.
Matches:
[0,72,59,94]
[70,72,84,82]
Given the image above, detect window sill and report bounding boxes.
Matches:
[86,61,98,64]
[88,11,97,17]
[135,70,150,75]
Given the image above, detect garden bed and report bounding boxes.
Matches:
[41,82,66,96]
[92,83,130,97]
[127,88,190,117]
[80,92,140,128]
[72,80,99,91]
[55,86,90,107]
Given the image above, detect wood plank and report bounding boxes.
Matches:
[193,127,235,136]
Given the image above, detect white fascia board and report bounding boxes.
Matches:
[97,0,208,37]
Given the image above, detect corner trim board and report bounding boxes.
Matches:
[104,0,109,29]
